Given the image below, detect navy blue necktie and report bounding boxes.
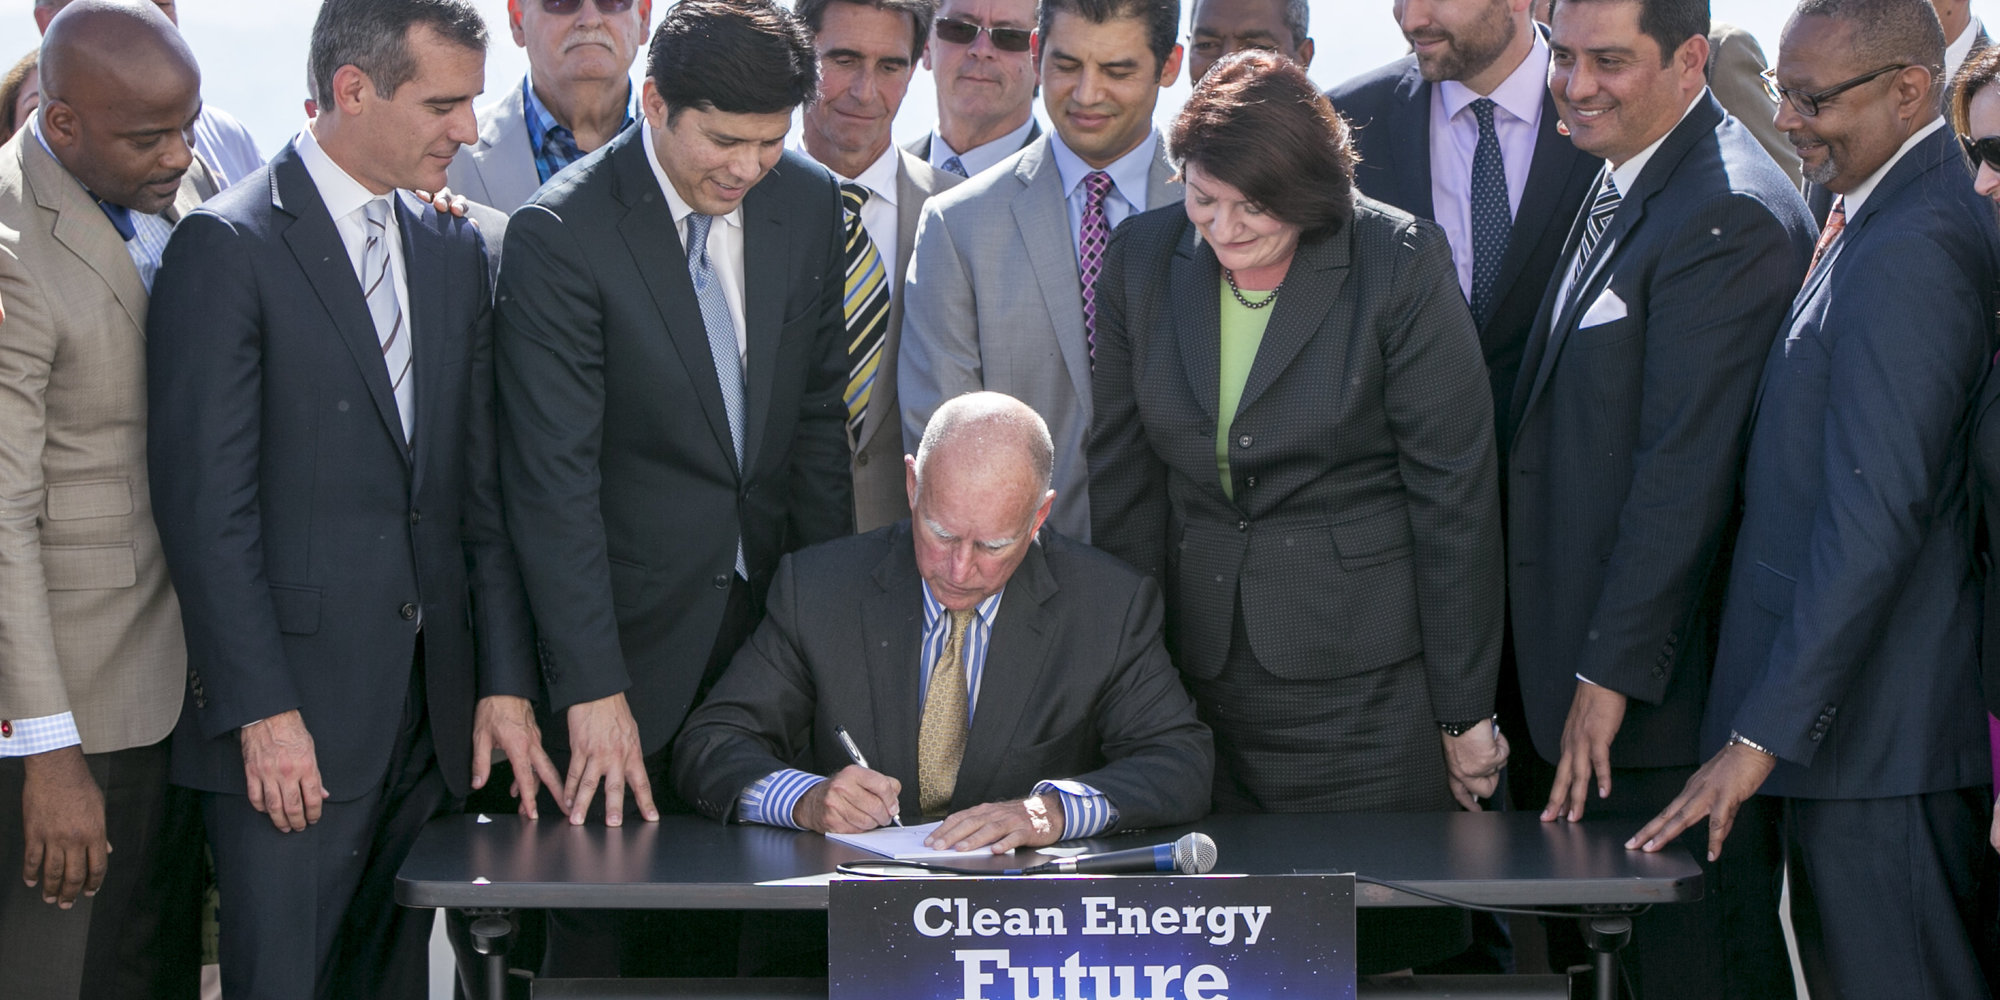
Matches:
[1467,98,1511,324]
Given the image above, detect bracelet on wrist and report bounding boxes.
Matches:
[1727,730,1775,758]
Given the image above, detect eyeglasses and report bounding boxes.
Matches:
[1760,64,1908,117]
[933,16,1033,52]
[539,0,635,14]
[1962,134,2000,172]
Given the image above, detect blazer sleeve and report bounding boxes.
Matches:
[1576,194,1806,702]
[787,178,859,547]
[1064,573,1214,830]
[670,552,822,822]
[492,206,631,713]
[1087,222,1171,582]
[1379,221,1505,724]
[1732,229,1991,764]
[0,246,73,723]
[897,201,981,455]
[146,213,304,736]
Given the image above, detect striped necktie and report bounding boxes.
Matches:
[1805,197,1846,285]
[361,198,414,447]
[1569,170,1622,293]
[840,184,890,447]
[917,609,975,816]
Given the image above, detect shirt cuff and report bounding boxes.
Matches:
[0,712,82,757]
[1034,779,1118,839]
[1576,673,1599,687]
[738,769,826,829]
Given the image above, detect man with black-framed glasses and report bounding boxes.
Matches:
[904,0,1043,177]
[1634,2,2000,997]
[446,0,651,212]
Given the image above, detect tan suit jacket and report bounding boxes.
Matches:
[1708,21,1802,188]
[850,149,960,532]
[0,131,213,753]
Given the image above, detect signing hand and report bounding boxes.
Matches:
[562,692,657,827]
[1628,741,1777,861]
[241,709,328,833]
[792,765,901,833]
[1544,682,1628,822]
[471,695,562,820]
[20,745,108,907]
[1442,719,1509,811]
[928,795,1067,854]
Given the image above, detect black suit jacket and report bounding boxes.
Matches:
[1506,94,1817,768]
[670,524,1213,827]
[1089,201,1503,736]
[1327,49,1602,438]
[494,128,853,755]
[1973,366,2000,719]
[1709,124,1997,799]
[148,146,535,800]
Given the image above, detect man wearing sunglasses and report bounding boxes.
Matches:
[900,0,1183,543]
[904,0,1044,178]
[446,0,650,213]
[1634,2,2000,998]
[795,0,964,534]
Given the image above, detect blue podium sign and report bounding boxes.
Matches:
[829,874,1357,1000]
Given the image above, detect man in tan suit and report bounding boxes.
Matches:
[0,3,215,995]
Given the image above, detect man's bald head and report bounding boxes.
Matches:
[36,0,177,33]
[905,393,1057,611]
[913,393,1056,506]
[39,0,201,214]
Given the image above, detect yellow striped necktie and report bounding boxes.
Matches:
[840,183,890,447]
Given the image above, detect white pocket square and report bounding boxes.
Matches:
[1580,288,1628,328]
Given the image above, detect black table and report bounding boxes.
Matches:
[397,811,1701,1000]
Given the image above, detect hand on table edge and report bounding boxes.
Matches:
[1627,739,1777,861]
[1544,681,1629,822]
[471,694,562,820]
[561,692,657,827]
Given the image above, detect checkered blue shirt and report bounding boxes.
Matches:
[520,78,634,185]
[738,582,1117,838]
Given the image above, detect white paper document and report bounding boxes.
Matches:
[825,821,999,860]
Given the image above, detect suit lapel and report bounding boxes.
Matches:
[272,148,410,462]
[612,131,741,471]
[1392,68,1438,220]
[1488,90,1593,335]
[1143,138,1181,211]
[740,164,790,474]
[27,140,150,336]
[1235,226,1349,415]
[862,528,925,814]
[1012,141,1092,412]
[1171,227,1222,423]
[956,540,1057,808]
[399,199,448,492]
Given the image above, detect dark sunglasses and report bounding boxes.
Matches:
[933,16,1033,52]
[540,0,635,14]
[1760,64,1908,118]
[1962,134,2000,172]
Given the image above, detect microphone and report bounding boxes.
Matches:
[1021,832,1218,875]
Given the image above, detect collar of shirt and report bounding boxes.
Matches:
[1437,32,1549,132]
[1948,17,1985,82]
[645,124,744,232]
[845,143,903,208]
[930,115,1037,177]
[919,581,1006,711]
[1841,117,1947,219]
[521,75,635,153]
[1049,128,1157,210]
[1608,87,1707,195]
[294,123,414,226]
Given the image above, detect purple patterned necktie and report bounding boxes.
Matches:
[1078,171,1113,367]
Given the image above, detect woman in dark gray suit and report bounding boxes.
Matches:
[1950,43,2000,856]
[1087,50,1508,972]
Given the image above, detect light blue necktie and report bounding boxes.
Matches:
[684,211,749,578]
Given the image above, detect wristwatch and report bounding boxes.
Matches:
[1438,716,1494,738]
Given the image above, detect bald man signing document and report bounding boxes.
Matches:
[674,392,1212,851]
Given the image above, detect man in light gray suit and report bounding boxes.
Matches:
[899,0,1183,540]
[797,0,962,532]
[446,0,650,212]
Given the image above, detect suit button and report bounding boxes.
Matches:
[1237,520,1249,532]
[409,510,422,525]
[399,603,418,620]
[1245,476,1257,487]
[1652,666,1665,677]
[1238,434,1253,448]
[712,575,729,589]
[857,452,869,466]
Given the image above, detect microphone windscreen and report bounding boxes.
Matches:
[1172,832,1218,874]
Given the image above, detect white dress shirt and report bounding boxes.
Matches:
[1947,17,1986,93]
[294,126,412,337]
[816,142,903,275]
[927,115,1037,178]
[645,124,748,361]
[1430,34,1549,302]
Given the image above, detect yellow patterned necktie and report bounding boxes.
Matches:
[917,608,975,816]
[840,183,889,447]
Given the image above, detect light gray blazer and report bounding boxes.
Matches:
[851,150,962,532]
[447,83,543,214]
[898,135,1180,540]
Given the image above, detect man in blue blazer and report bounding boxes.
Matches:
[1636,2,1998,997]
[146,2,551,996]
[1326,0,1600,443]
[1507,1,1817,994]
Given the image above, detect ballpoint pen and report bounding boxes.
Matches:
[834,725,902,826]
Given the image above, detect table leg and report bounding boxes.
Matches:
[1580,915,1632,1000]
[467,909,518,1000]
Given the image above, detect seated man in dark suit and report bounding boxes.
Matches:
[674,392,1213,852]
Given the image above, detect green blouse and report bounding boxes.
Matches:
[1215,276,1276,500]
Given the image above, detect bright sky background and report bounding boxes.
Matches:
[0,0,1971,162]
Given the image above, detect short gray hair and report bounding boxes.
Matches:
[308,0,486,112]
[1281,0,1308,48]
[913,392,1056,499]
[1791,0,1945,85]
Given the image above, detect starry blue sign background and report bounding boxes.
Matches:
[830,874,1356,1000]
